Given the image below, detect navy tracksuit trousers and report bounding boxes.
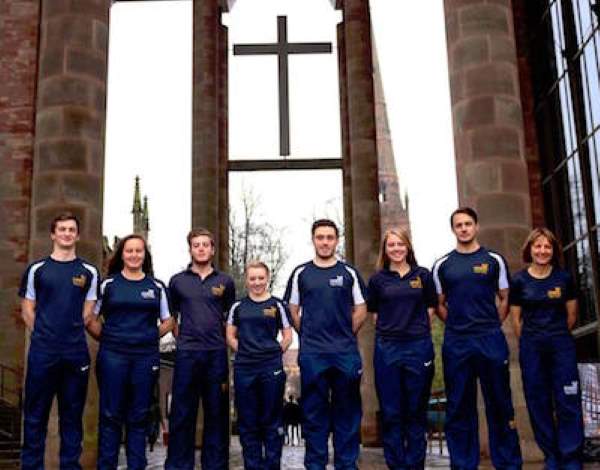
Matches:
[234,362,286,470]
[442,331,522,470]
[96,347,160,470]
[519,334,583,470]
[374,337,434,470]
[21,345,90,470]
[165,349,230,470]
[299,353,362,470]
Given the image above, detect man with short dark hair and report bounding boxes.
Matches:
[432,207,522,470]
[165,229,235,470]
[19,213,99,470]
[285,219,367,470]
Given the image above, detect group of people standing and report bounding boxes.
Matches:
[19,207,583,470]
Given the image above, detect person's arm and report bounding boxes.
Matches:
[279,327,292,352]
[566,299,578,331]
[427,307,436,324]
[510,305,522,338]
[21,298,35,331]
[288,304,301,332]
[372,313,378,325]
[226,324,239,352]
[159,317,175,337]
[436,294,448,322]
[497,288,509,322]
[84,300,102,340]
[352,303,367,334]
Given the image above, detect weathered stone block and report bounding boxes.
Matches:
[490,36,517,64]
[464,161,502,197]
[93,20,109,52]
[32,173,61,205]
[37,139,88,171]
[478,193,527,225]
[62,106,102,139]
[471,127,520,159]
[38,48,64,79]
[62,173,101,206]
[454,96,495,131]
[460,4,509,37]
[451,35,490,71]
[43,15,94,49]
[501,161,529,193]
[495,96,523,128]
[465,63,516,97]
[39,77,92,108]
[35,109,62,139]
[66,48,107,80]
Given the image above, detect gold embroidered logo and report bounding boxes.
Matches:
[473,263,489,274]
[72,274,87,287]
[211,284,225,297]
[547,287,562,299]
[263,306,277,318]
[409,276,423,289]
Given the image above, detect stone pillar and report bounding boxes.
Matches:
[217,22,229,270]
[32,1,110,466]
[192,0,221,248]
[443,0,537,460]
[0,0,40,385]
[341,0,382,446]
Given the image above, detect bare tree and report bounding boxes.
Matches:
[229,188,288,294]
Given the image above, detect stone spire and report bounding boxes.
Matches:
[132,175,143,235]
[142,195,150,240]
[372,34,410,234]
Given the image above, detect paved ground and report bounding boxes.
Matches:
[118,438,600,469]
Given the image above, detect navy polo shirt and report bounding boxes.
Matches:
[227,296,290,367]
[95,273,171,354]
[432,247,509,336]
[510,268,577,337]
[19,257,99,353]
[368,265,436,340]
[284,260,367,354]
[169,268,235,351]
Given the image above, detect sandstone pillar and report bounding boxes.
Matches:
[443,0,537,460]
[0,0,40,387]
[31,1,111,466]
[192,0,222,250]
[340,0,382,446]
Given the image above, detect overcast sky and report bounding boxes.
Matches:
[104,0,458,290]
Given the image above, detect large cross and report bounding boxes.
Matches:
[233,16,332,157]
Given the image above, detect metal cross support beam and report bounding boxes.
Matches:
[233,16,332,157]
[228,158,342,172]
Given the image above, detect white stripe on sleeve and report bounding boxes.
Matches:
[489,252,509,290]
[432,255,449,295]
[288,266,305,306]
[276,301,290,329]
[227,301,241,325]
[94,278,114,315]
[25,261,45,301]
[344,265,365,306]
[82,263,98,301]
[154,281,171,320]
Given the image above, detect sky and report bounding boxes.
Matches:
[104,0,458,291]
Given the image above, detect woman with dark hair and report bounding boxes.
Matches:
[510,227,583,470]
[367,228,437,470]
[226,261,292,470]
[87,234,174,470]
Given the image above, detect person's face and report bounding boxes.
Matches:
[189,235,215,265]
[451,213,478,245]
[246,266,269,296]
[50,219,79,249]
[530,235,553,266]
[312,226,338,260]
[122,238,145,271]
[385,233,409,265]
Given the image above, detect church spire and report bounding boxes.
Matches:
[132,176,144,236]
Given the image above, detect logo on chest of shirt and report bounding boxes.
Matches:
[263,306,277,318]
[72,274,87,288]
[141,289,156,300]
[211,284,225,297]
[409,276,423,289]
[547,287,562,299]
[329,275,344,287]
[472,263,489,275]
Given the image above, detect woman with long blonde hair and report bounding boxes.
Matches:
[367,228,437,469]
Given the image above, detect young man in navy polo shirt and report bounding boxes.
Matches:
[432,208,522,470]
[285,219,367,470]
[19,213,99,470]
[165,228,235,470]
